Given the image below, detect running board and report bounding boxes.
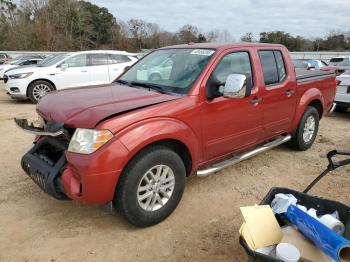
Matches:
[197,135,291,177]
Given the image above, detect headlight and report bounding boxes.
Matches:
[68,128,113,154]
[9,72,33,79]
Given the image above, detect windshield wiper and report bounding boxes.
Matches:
[130,81,168,94]
[115,79,131,86]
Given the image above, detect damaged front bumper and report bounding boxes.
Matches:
[15,118,70,200]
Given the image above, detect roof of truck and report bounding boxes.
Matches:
[161,42,286,50]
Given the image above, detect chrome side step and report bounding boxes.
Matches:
[197,135,292,177]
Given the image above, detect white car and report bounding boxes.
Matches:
[0,56,45,79]
[137,58,173,81]
[335,72,350,112]
[4,50,138,103]
[329,56,347,66]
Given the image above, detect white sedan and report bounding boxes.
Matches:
[4,50,138,103]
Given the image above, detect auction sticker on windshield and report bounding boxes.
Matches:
[190,49,215,56]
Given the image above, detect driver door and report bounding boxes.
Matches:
[201,51,264,160]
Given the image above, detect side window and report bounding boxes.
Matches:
[210,52,254,90]
[109,54,131,64]
[89,54,108,66]
[259,50,287,86]
[259,51,279,85]
[274,51,287,82]
[65,54,87,67]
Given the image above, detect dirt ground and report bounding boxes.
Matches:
[0,83,350,262]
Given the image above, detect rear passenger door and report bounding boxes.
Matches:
[108,54,132,81]
[88,53,110,85]
[258,50,297,138]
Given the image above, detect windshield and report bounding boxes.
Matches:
[11,58,27,65]
[38,54,69,67]
[119,48,215,94]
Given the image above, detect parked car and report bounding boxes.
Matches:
[15,43,336,227]
[334,73,350,112]
[293,59,338,73]
[335,57,350,74]
[0,55,45,79]
[137,57,173,81]
[0,53,12,65]
[4,50,138,103]
[4,54,66,76]
[329,56,347,66]
[307,59,329,69]
[293,59,310,69]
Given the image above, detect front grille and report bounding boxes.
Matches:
[3,75,8,83]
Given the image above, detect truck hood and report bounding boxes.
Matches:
[36,84,180,128]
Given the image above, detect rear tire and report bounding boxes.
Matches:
[114,145,186,227]
[289,106,319,151]
[28,80,54,103]
[334,105,348,113]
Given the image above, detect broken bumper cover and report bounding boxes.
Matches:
[21,137,69,200]
[16,118,129,204]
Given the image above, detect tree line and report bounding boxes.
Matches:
[1,0,349,52]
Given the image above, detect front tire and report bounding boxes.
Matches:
[114,146,186,227]
[28,80,54,103]
[289,106,319,151]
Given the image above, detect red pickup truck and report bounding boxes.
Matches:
[16,43,336,227]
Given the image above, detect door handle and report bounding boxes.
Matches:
[81,70,88,73]
[250,97,262,105]
[284,89,295,97]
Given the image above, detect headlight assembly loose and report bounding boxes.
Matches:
[68,129,113,154]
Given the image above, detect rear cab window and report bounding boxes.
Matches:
[258,50,287,87]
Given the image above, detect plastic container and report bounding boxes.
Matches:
[276,243,300,262]
[239,149,350,262]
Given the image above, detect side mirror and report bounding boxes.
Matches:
[223,74,248,99]
[124,66,131,72]
[60,63,68,71]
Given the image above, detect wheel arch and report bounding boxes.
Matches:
[123,138,193,177]
[308,99,323,119]
[26,79,56,97]
[291,88,325,130]
[149,72,162,80]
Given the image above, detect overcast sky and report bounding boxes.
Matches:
[89,0,348,40]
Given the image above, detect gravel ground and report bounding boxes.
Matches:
[0,83,349,262]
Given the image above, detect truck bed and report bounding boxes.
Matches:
[296,68,335,82]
